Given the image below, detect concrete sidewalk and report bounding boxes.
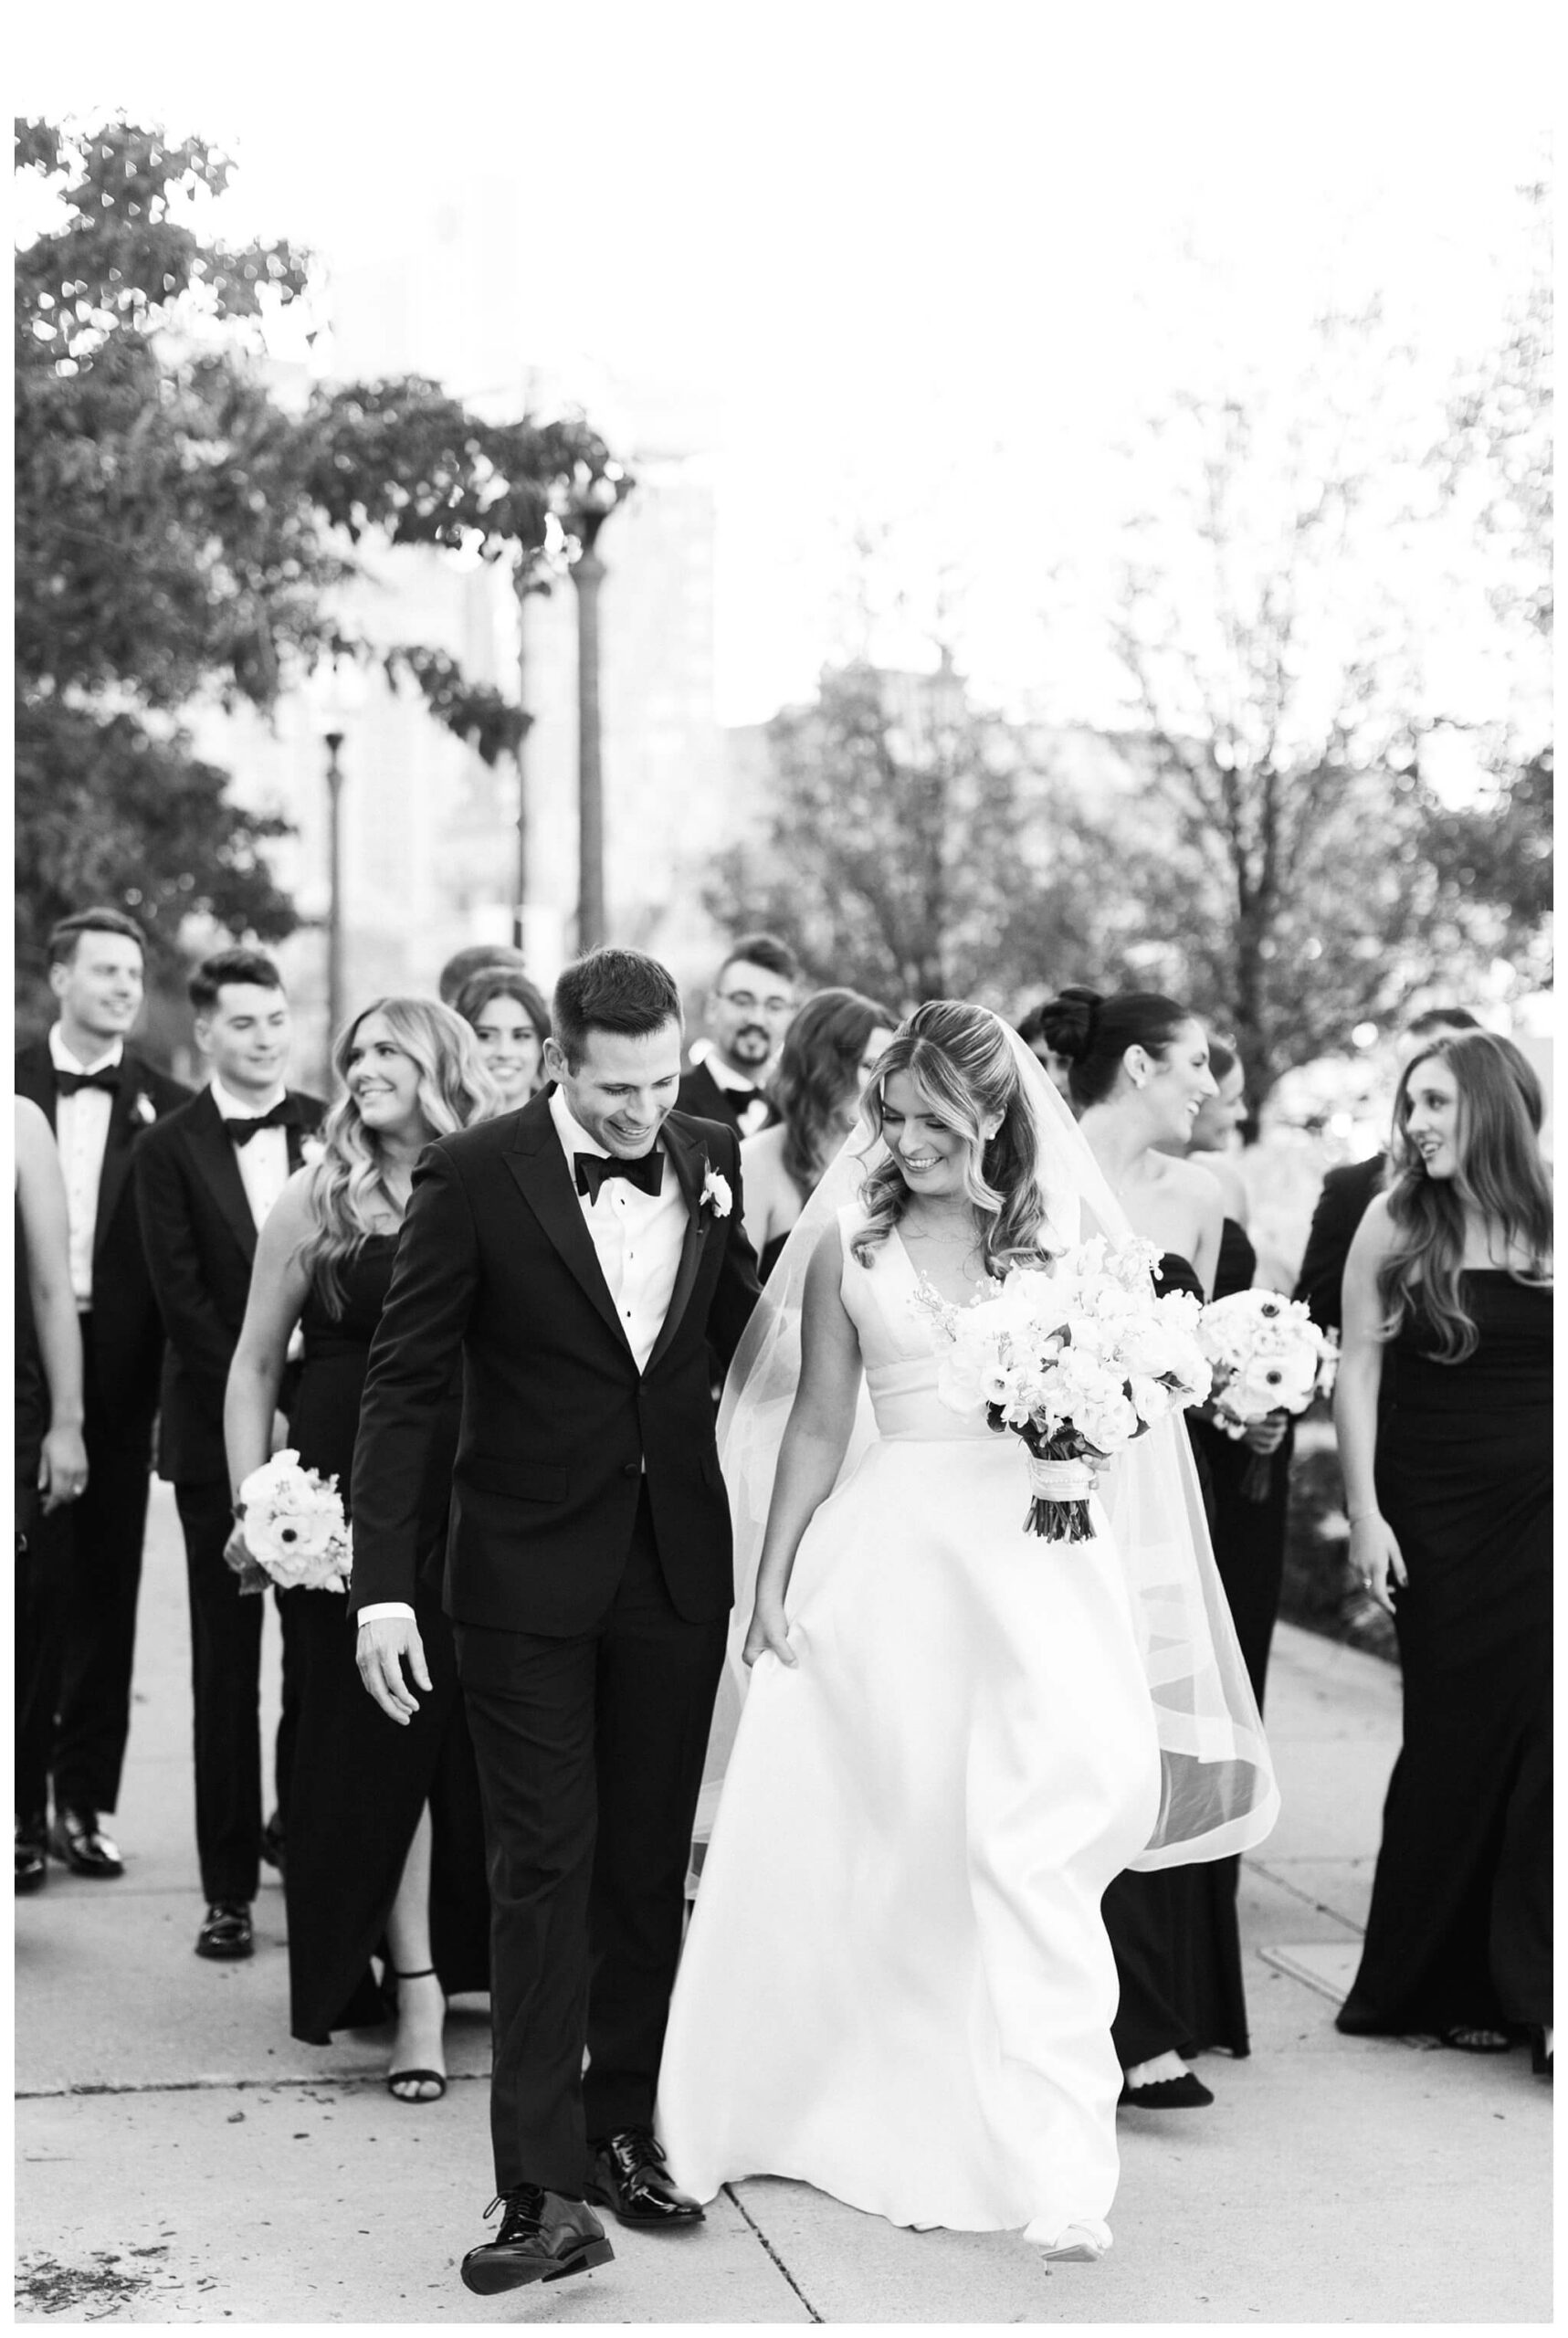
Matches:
[16,1483,1552,2324]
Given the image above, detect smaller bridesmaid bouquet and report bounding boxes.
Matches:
[1195,1290,1339,1499]
[921,1236,1212,1540]
[226,1450,353,1594]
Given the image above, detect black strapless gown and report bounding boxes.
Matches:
[1187,1218,1290,1710]
[1338,1272,1552,2036]
[1102,1252,1250,2065]
[282,1235,490,2042]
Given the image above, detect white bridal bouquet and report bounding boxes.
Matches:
[1195,1289,1340,1498]
[226,1449,353,1594]
[921,1235,1213,1541]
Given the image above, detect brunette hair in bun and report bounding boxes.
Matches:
[1037,986,1193,1110]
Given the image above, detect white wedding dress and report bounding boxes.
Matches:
[655,1209,1163,2245]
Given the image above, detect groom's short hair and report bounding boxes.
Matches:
[552,947,683,1069]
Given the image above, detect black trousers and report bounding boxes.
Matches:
[456,1490,729,2196]
[16,1317,155,1818]
[175,1478,302,1905]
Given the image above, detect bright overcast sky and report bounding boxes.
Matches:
[16,1,1553,724]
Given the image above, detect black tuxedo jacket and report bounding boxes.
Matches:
[14,1038,188,1421]
[134,1085,327,1483]
[350,1097,762,1635]
[676,1059,777,1142]
[1292,1153,1387,1335]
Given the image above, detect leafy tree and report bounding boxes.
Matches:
[1100,310,1552,1117]
[15,117,628,1004]
[703,659,1128,1012]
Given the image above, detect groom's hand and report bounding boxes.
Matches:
[356,1617,433,1725]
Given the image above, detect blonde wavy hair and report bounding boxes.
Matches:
[297,995,499,1314]
[852,1001,1059,1275]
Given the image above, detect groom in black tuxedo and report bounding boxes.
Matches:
[351,947,761,2293]
[135,948,325,1963]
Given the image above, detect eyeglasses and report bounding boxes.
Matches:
[716,990,793,1016]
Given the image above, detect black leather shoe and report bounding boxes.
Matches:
[260,1809,286,1875]
[585,2127,705,2228]
[48,1807,124,1878]
[195,1901,255,1960]
[15,1817,47,1894]
[459,2186,614,2293]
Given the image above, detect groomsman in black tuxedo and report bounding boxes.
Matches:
[675,932,797,1140]
[351,947,762,2293]
[134,949,325,1961]
[1294,1006,1481,1333]
[14,909,187,1881]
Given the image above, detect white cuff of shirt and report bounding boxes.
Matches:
[356,1602,416,1626]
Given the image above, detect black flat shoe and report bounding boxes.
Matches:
[585,2127,705,2227]
[1118,2072,1215,2109]
[195,1901,254,1960]
[459,2186,614,2293]
[49,1807,124,1879]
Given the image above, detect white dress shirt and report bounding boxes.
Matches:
[701,1048,773,1138]
[210,1076,291,1230]
[48,1026,123,1310]
[359,1095,690,1630]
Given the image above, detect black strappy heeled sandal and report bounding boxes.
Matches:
[386,1965,447,2102]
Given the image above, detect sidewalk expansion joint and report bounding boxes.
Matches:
[1247,1858,1369,1931]
[17,2071,487,2101]
[724,2184,825,2322]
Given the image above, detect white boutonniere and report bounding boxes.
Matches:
[132,1091,157,1127]
[700,1165,732,1219]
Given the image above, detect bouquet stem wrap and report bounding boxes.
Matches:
[1022,1437,1098,1541]
[1239,1449,1275,1503]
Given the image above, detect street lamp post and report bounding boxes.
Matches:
[571,532,607,951]
[560,464,626,955]
[323,731,345,1046]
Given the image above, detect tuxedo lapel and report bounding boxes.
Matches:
[184,1089,260,1266]
[93,1057,151,1262]
[504,1104,636,1361]
[644,1115,711,1377]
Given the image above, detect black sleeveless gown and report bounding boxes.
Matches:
[1187,1218,1290,1710]
[281,1235,490,2043]
[1337,1272,1552,2036]
[1102,1251,1251,2067]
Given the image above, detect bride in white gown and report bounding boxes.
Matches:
[655,1004,1276,2259]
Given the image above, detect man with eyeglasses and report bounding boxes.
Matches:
[677,935,800,1141]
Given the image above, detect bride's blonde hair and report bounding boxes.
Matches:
[853,1002,1058,1276]
[297,996,498,1314]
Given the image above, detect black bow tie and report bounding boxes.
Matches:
[224,1100,301,1146]
[53,1066,121,1097]
[574,1150,663,1203]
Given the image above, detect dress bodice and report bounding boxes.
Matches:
[838,1207,997,1443]
[1385,1270,1552,1424]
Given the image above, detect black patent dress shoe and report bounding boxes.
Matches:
[48,1808,124,1878]
[585,2128,705,2227]
[459,2186,614,2293]
[195,1901,255,1960]
[15,1817,47,1894]
[260,1809,286,1875]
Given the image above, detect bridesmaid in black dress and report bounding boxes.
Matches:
[1331,1029,1552,2069]
[1039,986,1250,2107]
[226,997,498,2097]
[739,988,898,1283]
[1182,1041,1291,1708]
